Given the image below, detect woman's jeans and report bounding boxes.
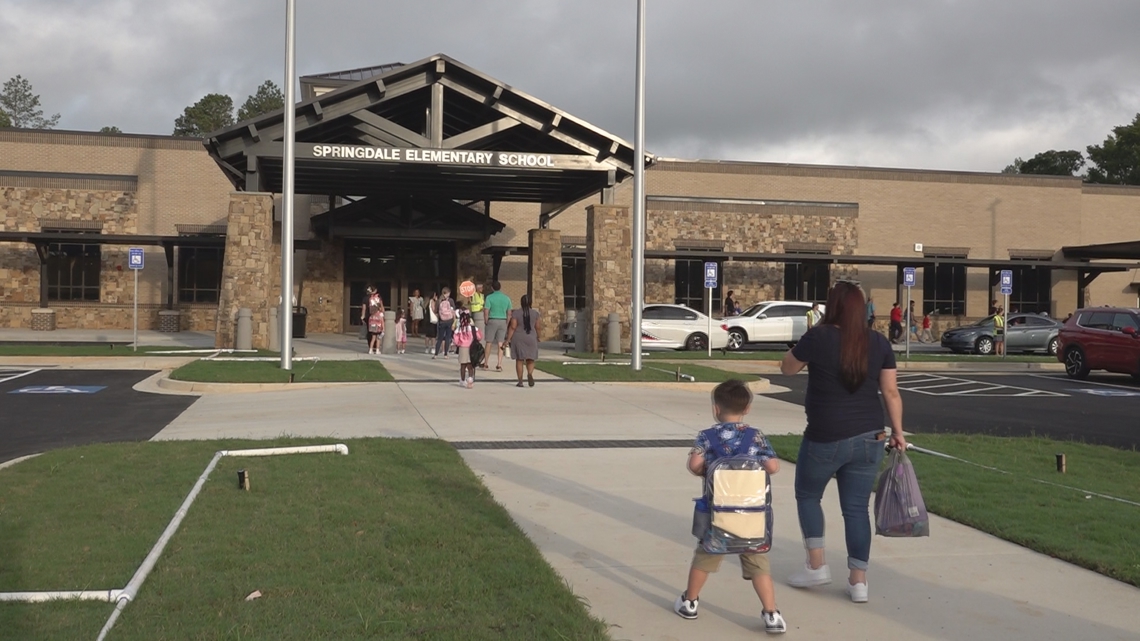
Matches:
[795,430,885,570]
[434,324,453,354]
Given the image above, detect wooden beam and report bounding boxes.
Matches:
[441,117,520,149]
[246,124,260,143]
[352,111,430,148]
[312,101,323,121]
[430,82,444,147]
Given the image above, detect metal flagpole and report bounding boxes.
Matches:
[279,0,297,370]
[630,0,647,371]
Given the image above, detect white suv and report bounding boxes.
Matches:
[722,301,823,350]
[641,304,731,351]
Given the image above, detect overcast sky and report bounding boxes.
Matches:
[3,0,1139,172]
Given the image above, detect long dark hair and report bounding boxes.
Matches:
[821,282,869,393]
[520,294,532,334]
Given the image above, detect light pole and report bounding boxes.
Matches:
[630,0,647,371]
[279,0,297,370]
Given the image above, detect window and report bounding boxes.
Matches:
[178,247,224,303]
[47,241,100,301]
[1112,313,1139,332]
[1009,264,1051,314]
[784,260,829,303]
[921,260,966,315]
[562,256,587,311]
[643,306,667,320]
[1079,312,1114,330]
[765,305,804,318]
[675,259,721,312]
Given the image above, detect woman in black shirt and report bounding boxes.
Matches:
[780,281,907,604]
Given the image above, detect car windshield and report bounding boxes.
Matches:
[972,315,997,327]
[739,304,767,317]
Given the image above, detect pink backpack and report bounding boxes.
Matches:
[438,297,454,321]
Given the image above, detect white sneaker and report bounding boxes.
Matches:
[673,592,698,620]
[762,610,787,634]
[787,563,832,588]
[846,581,868,603]
[466,377,474,389]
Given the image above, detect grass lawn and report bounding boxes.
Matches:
[0,345,278,357]
[0,439,610,640]
[765,434,1140,588]
[534,360,761,383]
[170,359,394,383]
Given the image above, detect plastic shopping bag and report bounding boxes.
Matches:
[873,448,930,537]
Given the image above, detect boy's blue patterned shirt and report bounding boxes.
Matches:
[693,422,777,465]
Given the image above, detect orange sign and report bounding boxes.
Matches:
[459,280,476,298]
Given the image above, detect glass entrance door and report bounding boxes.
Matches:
[343,241,456,331]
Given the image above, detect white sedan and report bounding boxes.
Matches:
[641,304,731,351]
[722,301,824,350]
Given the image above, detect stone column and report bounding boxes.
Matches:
[215,192,281,349]
[585,205,632,352]
[527,228,563,341]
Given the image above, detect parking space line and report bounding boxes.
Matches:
[897,373,1068,397]
[0,369,39,384]
[1029,373,1140,391]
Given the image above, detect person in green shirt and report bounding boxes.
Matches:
[483,281,512,370]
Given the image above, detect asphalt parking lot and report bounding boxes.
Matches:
[0,368,198,464]
[765,371,1140,450]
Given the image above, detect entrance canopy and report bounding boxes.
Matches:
[204,54,642,205]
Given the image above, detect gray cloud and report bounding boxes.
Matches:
[2,0,1139,172]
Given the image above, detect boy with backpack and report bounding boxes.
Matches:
[674,379,786,634]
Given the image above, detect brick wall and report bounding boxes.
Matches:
[527,228,562,341]
[215,193,279,349]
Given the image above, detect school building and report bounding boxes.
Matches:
[2,54,1139,349]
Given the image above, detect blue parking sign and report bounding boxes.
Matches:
[128,247,144,270]
[704,262,718,288]
[903,267,916,287]
[1000,269,1013,296]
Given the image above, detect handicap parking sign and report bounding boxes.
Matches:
[128,247,144,270]
[704,262,718,288]
[9,385,106,394]
[1000,269,1013,296]
[903,267,916,287]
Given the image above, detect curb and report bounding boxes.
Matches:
[579,378,770,393]
[155,376,374,394]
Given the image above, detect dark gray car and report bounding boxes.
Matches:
[940,313,1062,355]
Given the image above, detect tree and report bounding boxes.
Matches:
[0,75,60,129]
[173,93,234,136]
[99,125,122,134]
[0,110,10,128]
[237,80,284,121]
[1018,150,1085,176]
[1001,158,1023,174]
[1086,113,1140,185]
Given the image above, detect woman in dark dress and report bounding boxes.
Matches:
[506,294,542,387]
[780,281,907,604]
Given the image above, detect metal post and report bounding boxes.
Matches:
[1003,292,1009,359]
[905,286,911,360]
[133,268,138,352]
[707,286,713,358]
[630,0,647,371]
[279,0,296,370]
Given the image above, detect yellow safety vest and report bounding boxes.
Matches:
[469,292,485,313]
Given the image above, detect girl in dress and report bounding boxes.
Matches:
[366,287,385,354]
[395,308,408,354]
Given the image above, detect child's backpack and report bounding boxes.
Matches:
[469,333,485,365]
[439,297,455,322]
[694,427,773,555]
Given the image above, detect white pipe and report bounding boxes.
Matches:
[0,589,122,603]
[145,349,254,355]
[222,444,349,457]
[202,356,319,362]
[95,443,349,640]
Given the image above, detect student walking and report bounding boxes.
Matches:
[889,302,903,343]
[673,379,786,634]
[394,309,408,354]
[424,291,439,354]
[920,313,933,343]
[362,286,385,355]
[781,282,907,604]
[453,309,483,389]
[408,289,424,338]
[866,297,876,328]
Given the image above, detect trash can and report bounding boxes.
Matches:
[292,306,307,339]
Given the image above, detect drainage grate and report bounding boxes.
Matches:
[452,439,694,450]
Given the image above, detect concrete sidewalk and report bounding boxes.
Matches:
[143,374,1140,640]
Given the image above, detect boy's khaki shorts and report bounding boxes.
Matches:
[692,547,770,580]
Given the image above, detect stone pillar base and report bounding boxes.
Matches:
[31,308,56,331]
[158,310,181,333]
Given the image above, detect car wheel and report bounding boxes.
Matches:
[1063,347,1090,380]
[1047,337,1059,356]
[685,333,708,351]
[727,329,746,351]
[975,336,994,355]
